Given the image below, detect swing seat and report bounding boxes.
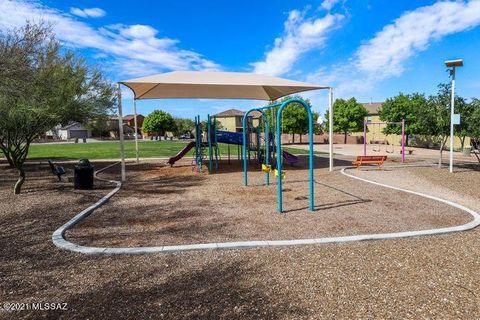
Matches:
[262,164,272,173]
[274,169,285,180]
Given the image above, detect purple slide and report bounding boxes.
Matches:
[282,150,298,166]
[167,141,195,166]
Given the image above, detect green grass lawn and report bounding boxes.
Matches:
[26,140,323,160]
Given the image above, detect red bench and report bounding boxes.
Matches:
[352,155,387,168]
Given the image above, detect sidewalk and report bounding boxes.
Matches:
[291,143,480,162]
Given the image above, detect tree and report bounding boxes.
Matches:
[263,95,317,143]
[0,22,116,194]
[468,98,480,141]
[422,84,452,168]
[454,96,473,149]
[325,98,368,143]
[200,118,223,132]
[86,114,111,139]
[174,118,195,137]
[379,93,427,146]
[142,110,176,136]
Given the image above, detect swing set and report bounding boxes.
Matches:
[242,98,315,213]
[363,119,405,163]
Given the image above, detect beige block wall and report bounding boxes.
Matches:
[216,117,237,132]
[217,116,255,132]
[352,115,470,150]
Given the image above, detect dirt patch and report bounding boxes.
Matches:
[66,157,471,247]
[1,159,480,319]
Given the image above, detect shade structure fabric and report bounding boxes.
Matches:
[120,71,328,101]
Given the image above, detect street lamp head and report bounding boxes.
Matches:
[444,59,463,68]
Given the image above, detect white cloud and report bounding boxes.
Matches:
[304,0,480,105]
[320,0,341,11]
[0,0,220,77]
[356,0,480,79]
[70,7,106,18]
[251,9,343,76]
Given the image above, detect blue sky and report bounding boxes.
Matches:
[1,0,479,119]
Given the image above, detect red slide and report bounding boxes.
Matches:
[167,141,196,166]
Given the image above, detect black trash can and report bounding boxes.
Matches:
[74,159,94,190]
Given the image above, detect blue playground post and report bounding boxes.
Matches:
[207,114,213,173]
[276,98,314,213]
[194,116,200,168]
[242,113,249,185]
[214,116,218,170]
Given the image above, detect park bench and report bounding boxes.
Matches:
[48,160,66,181]
[352,155,387,168]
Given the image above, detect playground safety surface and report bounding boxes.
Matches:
[67,157,471,247]
[1,158,480,319]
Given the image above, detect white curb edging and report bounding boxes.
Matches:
[52,165,480,254]
[52,162,122,254]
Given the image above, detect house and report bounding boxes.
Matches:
[48,122,92,140]
[213,109,256,132]
[110,114,145,134]
[355,102,401,146]
[250,110,263,127]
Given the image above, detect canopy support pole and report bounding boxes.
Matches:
[117,83,126,182]
[133,99,139,163]
[328,88,334,172]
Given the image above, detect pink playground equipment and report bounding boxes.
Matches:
[363,119,405,163]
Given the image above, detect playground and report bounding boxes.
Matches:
[66,158,473,248]
[2,71,480,318]
[1,156,480,318]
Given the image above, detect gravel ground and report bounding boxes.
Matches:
[0,158,479,319]
[68,157,470,247]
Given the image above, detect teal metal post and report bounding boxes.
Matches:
[276,99,314,213]
[228,143,231,164]
[242,113,249,185]
[207,114,213,173]
[195,116,199,167]
[199,116,203,171]
[214,116,218,170]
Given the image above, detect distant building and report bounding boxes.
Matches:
[353,101,468,150]
[47,122,92,140]
[110,114,145,134]
[250,110,263,128]
[214,109,257,132]
[357,102,396,145]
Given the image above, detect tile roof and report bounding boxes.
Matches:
[214,109,245,117]
[250,110,263,119]
[361,102,383,115]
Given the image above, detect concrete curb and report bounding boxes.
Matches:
[51,162,122,253]
[52,165,480,255]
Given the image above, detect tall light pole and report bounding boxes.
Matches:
[328,87,333,172]
[444,59,463,173]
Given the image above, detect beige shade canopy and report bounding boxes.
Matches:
[120,71,328,100]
